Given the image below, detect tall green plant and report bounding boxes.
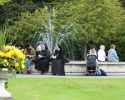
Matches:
[0,31,6,48]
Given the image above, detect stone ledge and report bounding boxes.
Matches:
[66,61,125,65]
[63,61,125,75]
[31,61,125,76]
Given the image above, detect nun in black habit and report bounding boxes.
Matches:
[35,43,50,74]
[51,45,67,76]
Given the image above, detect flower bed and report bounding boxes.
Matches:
[0,45,25,72]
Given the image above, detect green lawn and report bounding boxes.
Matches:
[8,77,125,100]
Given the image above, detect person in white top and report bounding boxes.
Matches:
[97,45,106,62]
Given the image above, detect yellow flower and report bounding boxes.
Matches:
[0,51,5,57]
[0,45,26,70]
[4,51,12,58]
[3,45,14,52]
[12,48,25,59]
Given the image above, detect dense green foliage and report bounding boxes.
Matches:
[55,0,125,59]
[1,0,125,60]
[0,0,10,5]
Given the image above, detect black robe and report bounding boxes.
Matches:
[51,49,66,76]
[35,50,50,74]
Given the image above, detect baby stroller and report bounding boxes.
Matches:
[86,55,97,76]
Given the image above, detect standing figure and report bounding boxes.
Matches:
[108,44,119,62]
[35,43,50,74]
[51,45,66,76]
[25,44,35,74]
[97,45,106,62]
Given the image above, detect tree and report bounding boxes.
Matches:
[2,0,125,60]
[55,0,125,59]
[5,7,49,45]
[0,0,10,5]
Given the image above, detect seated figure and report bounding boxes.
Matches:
[97,45,106,62]
[108,44,119,62]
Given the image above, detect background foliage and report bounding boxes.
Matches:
[1,0,125,60]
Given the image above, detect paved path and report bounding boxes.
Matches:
[15,74,125,79]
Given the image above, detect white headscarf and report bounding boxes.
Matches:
[36,44,45,51]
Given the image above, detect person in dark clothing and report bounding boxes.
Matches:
[35,44,50,74]
[51,45,67,76]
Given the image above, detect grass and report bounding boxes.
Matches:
[8,76,125,100]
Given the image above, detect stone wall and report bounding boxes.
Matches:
[63,61,125,76]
